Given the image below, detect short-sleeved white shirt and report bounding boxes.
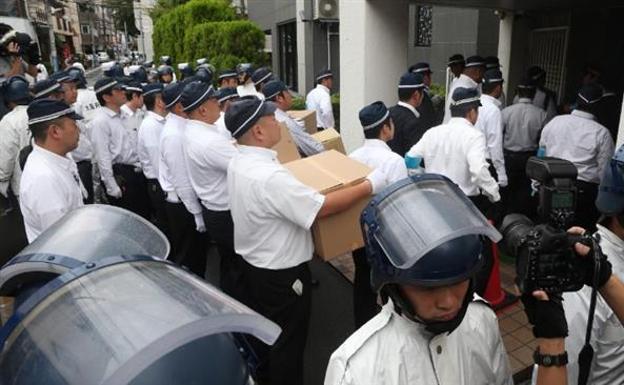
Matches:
[227,145,325,269]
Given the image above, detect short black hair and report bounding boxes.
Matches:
[517,86,536,99]
[398,88,421,102]
[450,105,478,118]
[363,117,391,139]
[30,117,64,142]
[96,89,112,107]
[482,82,500,95]
[125,90,141,102]
[144,92,158,111]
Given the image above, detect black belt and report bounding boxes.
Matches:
[504,150,535,156]
[113,164,140,173]
[76,160,91,166]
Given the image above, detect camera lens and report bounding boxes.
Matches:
[499,214,535,257]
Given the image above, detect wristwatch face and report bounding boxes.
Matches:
[543,356,552,366]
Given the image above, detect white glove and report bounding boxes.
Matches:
[166,191,180,203]
[107,184,122,199]
[498,179,508,188]
[194,213,206,233]
[366,168,388,195]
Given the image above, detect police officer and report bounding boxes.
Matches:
[32,78,64,100]
[214,87,238,139]
[218,68,238,89]
[447,54,465,79]
[251,66,273,96]
[181,81,246,301]
[388,72,426,156]
[324,175,512,385]
[475,69,508,188]
[52,69,95,204]
[501,77,547,216]
[528,66,557,122]
[159,81,207,274]
[236,63,257,98]
[159,55,177,83]
[137,83,169,236]
[0,75,30,262]
[409,62,442,129]
[562,145,624,385]
[484,56,506,107]
[349,101,408,327]
[177,62,194,80]
[158,64,175,85]
[225,97,387,385]
[195,65,213,85]
[443,55,485,123]
[408,87,500,208]
[540,83,615,231]
[120,80,146,156]
[19,99,84,242]
[0,76,31,201]
[306,69,335,131]
[91,77,146,217]
[263,80,324,156]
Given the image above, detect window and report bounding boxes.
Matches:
[278,21,297,91]
[414,5,432,47]
[81,24,90,35]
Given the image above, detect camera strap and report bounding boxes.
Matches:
[577,237,601,385]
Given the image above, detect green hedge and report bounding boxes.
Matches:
[153,0,239,65]
[183,20,267,69]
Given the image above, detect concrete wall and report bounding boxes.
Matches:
[408,5,499,87]
[340,0,410,152]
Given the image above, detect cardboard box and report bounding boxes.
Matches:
[287,110,317,134]
[272,122,301,164]
[312,128,346,154]
[284,150,371,260]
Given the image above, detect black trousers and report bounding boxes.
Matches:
[352,247,379,328]
[244,261,311,385]
[503,150,537,218]
[106,164,151,220]
[469,195,495,297]
[163,201,207,277]
[201,207,247,303]
[0,191,27,265]
[573,180,599,232]
[146,178,170,238]
[76,160,93,204]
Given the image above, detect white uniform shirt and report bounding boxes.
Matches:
[159,112,202,215]
[501,98,547,152]
[324,300,513,385]
[215,111,234,140]
[184,119,238,211]
[0,105,29,197]
[540,110,614,184]
[71,89,99,163]
[237,82,264,100]
[475,94,508,186]
[90,107,139,196]
[407,118,500,202]
[137,111,166,180]
[562,225,624,385]
[19,144,84,242]
[120,103,145,157]
[443,74,479,123]
[306,84,335,129]
[227,145,325,269]
[513,88,557,123]
[275,107,324,156]
[349,139,407,185]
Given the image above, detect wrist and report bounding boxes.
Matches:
[599,274,617,294]
[537,338,565,355]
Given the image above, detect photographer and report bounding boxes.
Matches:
[560,145,624,385]
[528,228,624,385]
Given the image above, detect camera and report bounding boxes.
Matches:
[500,157,591,293]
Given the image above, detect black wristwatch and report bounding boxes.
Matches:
[533,348,568,367]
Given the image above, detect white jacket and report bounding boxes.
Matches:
[325,300,513,385]
[0,105,30,197]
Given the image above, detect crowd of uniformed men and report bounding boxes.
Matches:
[0,48,619,385]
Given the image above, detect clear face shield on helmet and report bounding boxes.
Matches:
[362,174,501,272]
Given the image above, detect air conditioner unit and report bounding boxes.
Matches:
[313,0,339,21]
